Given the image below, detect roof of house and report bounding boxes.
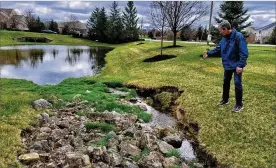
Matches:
[0,8,15,16]
[257,22,276,31]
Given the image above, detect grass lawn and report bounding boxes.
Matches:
[96,42,275,167]
[0,30,118,47]
[0,30,275,167]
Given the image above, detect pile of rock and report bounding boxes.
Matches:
[18,98,202,168]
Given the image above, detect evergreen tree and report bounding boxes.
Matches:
[123,1,139,41]
[202,26,208,41]
[62,24,69,35]
[212,1,252,44]
[49,19,59,33]
[87,7,108,42]
[107,1,124,43]
[268,26,276,44]
[196,25,203,41]
[33,16,44,32]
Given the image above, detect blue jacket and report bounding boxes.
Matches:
[207,28,248,70]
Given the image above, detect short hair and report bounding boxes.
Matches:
[219,20,231,30]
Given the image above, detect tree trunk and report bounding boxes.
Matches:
[173,30,177,47]
[161,26,164,56]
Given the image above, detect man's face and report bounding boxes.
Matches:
[219,27,230,36]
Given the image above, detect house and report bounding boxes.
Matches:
[0,8,28,30]
[255,22,276,44]
[57,21,88,36]
[245,27,257,43]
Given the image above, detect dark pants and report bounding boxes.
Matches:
[222,69,243,106]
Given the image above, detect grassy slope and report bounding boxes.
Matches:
[0,30,117,47]
[0,30,275,167]
[0,30,117,167]
[96,42,276,167]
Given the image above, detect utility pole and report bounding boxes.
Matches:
[207,1,213,46]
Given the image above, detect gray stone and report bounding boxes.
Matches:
[163,135,182,148]
[108,152,122,166]
[40,127,51,133]
[33,99,52,109]
[31,140,50,152]
[124,160,139,168]
[56,145,74,153]
[82,154,92,167]
[120,141,141,157]
[51,128,69,141]
[123,126,136,137]
[138,151,163,168]
[65,152,82,168]
[193,162,204,168]
[138,104,147,111]
[158,141,175,154]
[87,146,107,161]
[46,163,56,168]
[41,113,50,121]
[56,120,70,129]
[163,156,181,168]
[140,132,158,150]
[37,132,50,140]
[18,153,40,163]
[56,139,69,148]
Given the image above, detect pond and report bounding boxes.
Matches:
[0,45,112,85]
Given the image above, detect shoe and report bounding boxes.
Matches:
[217,100,229,106]
[232,104,243,112]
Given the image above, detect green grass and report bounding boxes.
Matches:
[165,149,181,158]
[133,147,150,162]
[94,41,276,167]
[85,122,116,133]
[92,133,113,147]
[0,30,275,167]
[0,30,118,47]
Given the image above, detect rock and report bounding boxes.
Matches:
[31,140,50,152]
[56,120,70,129]
[138,104,147,111]
[51,129,69,142]
[140,132,158,151]
[40,127,51,133]
[56,139,69,148]
[33,99,52,109]
[46,162,56,168]
[41,113,50,121]
[82,154,92,167]
[87,146,107,161]
[163,156,181,168]
[138,151,163,168]
[36,132,50,140]
[158,141,175,154]
[108,152,122,166]
[123,126,136,137]
[94,162,109,168]
[163,135,182,148]
[65,152,82,168]
[193,162,204,168]
[120,141,141,157]
[124,160,139,168]
[18,152,40,163]
[56,145,74,153]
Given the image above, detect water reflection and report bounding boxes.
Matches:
[0,45,112,85]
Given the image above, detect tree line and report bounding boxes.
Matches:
[87,1,140,44]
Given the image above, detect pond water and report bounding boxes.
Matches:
[0,45,112,85]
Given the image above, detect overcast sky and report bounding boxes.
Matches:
[1,1,275,30]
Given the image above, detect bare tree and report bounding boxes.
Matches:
[161,1,208,46]
[150,1,168,56]
[68,14,78,33]
[24,9,36,31]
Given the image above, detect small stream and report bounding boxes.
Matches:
[109,88,197,161]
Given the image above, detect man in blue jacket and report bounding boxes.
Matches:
[203,20,248,112]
